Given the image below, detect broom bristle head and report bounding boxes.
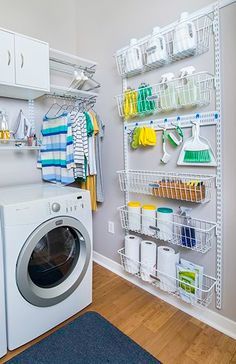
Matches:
[184,150,211,163]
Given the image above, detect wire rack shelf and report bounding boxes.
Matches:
[118,247,216,307]
[118,205,216,253]
[116,72,214,119]
[117,170,215,204]
[115,13,213,78]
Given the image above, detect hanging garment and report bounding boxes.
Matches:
[90,111,105,203]
[14,110,32,140]
[71,111,88,180]
[94,113,105,203]
[37,112,75,185]
[85,112,96,175]
[80,175,97,211]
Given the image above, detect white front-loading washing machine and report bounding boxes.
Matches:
[0,183,92,350]
[0,222,7,358]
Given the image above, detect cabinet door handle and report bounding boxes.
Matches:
[7,50,11,66]
[20,53,24,68]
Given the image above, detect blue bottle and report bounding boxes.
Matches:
[179,207,196,248]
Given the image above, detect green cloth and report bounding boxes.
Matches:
[131,127,141,149]
[85,112,94,137]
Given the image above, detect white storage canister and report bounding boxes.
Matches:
[127,201,141,231]
[141,204,156,236]
[157,207,173,241]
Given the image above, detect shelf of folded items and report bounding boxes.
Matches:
[116,72,215,119]
[117,170,216,204]
[115,13,213,78]
[118,205,216,254]
[118,247,217,307]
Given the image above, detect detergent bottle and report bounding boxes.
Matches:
[124,38,143,74]
[159,73,178,111]
[146,27,168,66]
[173,12,197,58]
[177,66,200,107]
[0,110,10,143]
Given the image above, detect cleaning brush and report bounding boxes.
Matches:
[177,121,217,166]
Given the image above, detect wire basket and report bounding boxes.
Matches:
[115,13,213,78]
[118,248,217,307]
[116,72,214,119]
[118,205,216,253]
[117,170,215,203]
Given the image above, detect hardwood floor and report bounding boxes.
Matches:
[1,263,236,363]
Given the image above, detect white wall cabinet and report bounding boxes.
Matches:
[0,28,50,100]
[0,30,15,85]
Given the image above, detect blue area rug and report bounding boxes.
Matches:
[7,311,160,363]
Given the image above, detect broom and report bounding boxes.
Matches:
[177,121,217,166]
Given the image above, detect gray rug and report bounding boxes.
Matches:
[7,311,160,363]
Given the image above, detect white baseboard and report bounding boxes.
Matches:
[93,250,236,340]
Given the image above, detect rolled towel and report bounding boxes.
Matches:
[140,240,156,282]
[125,235,141,274]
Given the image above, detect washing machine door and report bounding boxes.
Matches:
[16,216,91,307]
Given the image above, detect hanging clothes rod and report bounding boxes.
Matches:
[44,93,97,102]
[50,57,96,74]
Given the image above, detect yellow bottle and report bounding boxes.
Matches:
[0,111,10,143]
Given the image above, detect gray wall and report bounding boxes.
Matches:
[76,0,236,321]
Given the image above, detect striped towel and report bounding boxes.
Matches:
[71,112,88,180]
[37,112,75,185]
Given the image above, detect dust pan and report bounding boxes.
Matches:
[177,121,217,166]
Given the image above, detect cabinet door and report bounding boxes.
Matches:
[0,30,15,84]
[15,35,50,91]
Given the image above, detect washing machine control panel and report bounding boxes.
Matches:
[48,196,85,215]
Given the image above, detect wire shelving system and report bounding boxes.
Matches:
[115,2,223,309]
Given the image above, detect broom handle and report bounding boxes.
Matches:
[192,121,200,143]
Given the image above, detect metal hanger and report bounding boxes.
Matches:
[45,97,63,117]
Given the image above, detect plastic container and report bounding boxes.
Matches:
[173,12,197,58]
[124,38,143,74]
[157,207,174,241]
[128,201,141,231]
[0,111,10,142]
[146,27,168,66]
[177,66,200,106]
[159,73,178,111]
[141,204,156,235]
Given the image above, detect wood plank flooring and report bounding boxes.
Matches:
[1,263,236,364]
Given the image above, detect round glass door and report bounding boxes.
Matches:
[28,226,80,289]
[16,217,91,307]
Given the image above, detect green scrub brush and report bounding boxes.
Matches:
[177,121,217,166]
